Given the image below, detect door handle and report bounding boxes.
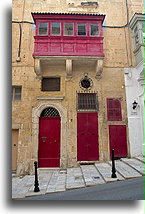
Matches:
[54,140,57,143]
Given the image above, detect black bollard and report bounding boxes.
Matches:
[34,161,40,192]
[111,149,117,178]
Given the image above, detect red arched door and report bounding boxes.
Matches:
[38,108,60,167]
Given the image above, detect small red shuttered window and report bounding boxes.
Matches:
[107,98,122,121]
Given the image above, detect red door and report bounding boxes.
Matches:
[77,112,99,161]
[109,125,128,159]
[38,117,60,167]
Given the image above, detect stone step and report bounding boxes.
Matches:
[108,160,142,179]
[134,156,145,163]
[26,172,53,196]
[46,171,66,193]
[38,168,60,174]
[66,167,85,190]
[95,162,124,182]
[121,158,144,175]
[81,165,105,186]
[12,176,34,198]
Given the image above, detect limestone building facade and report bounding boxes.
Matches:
[12,0,144,175]
[124,12,144,157]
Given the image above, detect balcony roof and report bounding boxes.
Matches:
[31,12,105,16]
[32,12,105,23]
[129,13,145,29]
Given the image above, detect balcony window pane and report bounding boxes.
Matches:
[77,24,86,36]
[90,24,99,36]
[52,23,60,35]
[64,23,73,36]
[38,23,48,35]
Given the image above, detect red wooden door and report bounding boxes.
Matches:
[38,117,60,167]
[77,112,99,161]
[109,125,128,158]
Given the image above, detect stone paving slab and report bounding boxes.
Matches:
[26,172,53,197]
[95,163,124,182]
[81,165,105,186]
[121,158,144,175]
[12,177,22,188]
[12,157,144,199]
[108,160,142,179]
[46,171,66,193]
[12,175,34,198]
[135,156,145,163]
[66,168,85,190]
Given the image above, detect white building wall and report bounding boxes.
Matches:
[124,60,144,157]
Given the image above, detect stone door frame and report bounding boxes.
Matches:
[31,102,67,173]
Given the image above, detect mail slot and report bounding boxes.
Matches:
[41,137,47,139]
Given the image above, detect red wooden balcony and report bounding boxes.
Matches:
[32,13,105,57]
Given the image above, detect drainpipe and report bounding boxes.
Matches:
[16,23,22,62]
[125,0,133,67]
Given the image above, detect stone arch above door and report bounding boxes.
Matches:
[30,102,67,173]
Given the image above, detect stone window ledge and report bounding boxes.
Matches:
[37,95,64,100]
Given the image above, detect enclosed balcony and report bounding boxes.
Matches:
[32,12,105,57]
[32,13,105,78]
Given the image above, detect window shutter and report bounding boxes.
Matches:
[107,98,122,121]
[107,98,114,121]
[114,99,122,121]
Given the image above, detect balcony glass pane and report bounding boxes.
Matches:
[77,24,86,36]
[52,23,60,35]
[38,23,48,35]
[64,23,73,36]
[90,24,99,36]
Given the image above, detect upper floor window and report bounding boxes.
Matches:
[90,24,99,36]
[42,77,60,91]
[77,24,86,36]
[38,23,48,35]
[12,86,22,100]
[64,23,74,36]
[51,23,61,36]
[77,93,98,111]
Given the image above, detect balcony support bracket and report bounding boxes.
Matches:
[66,59,73,77]
[95,59,103,80]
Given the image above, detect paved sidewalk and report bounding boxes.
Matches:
[12,156,144,199]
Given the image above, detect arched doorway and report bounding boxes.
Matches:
[38,107,61,167]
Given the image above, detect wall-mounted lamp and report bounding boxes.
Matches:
[132,100,138,110]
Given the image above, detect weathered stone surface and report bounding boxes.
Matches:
[95,163,124,182]
[81,165,105,186]
[135,156,145,163]
[108,160,142,179]
[66,168,85,189]
[12,175,34,198]
[46,171,66,193]
[121,158,144,175]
